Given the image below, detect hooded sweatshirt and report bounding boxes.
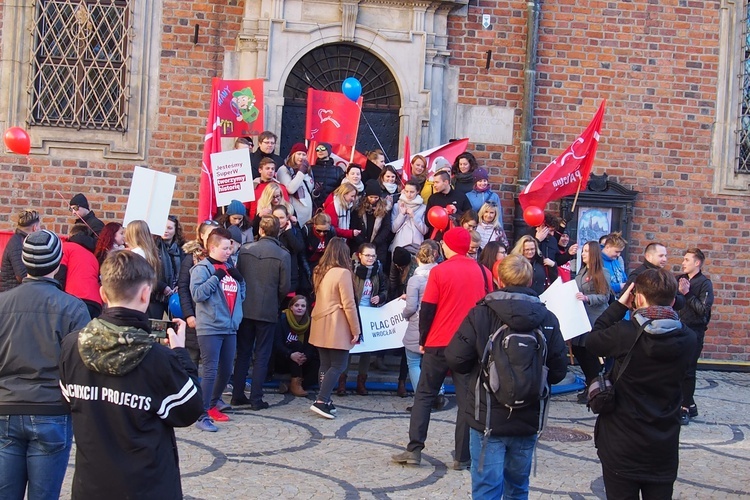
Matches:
[445,287,568,436]
[58,307,204,500]
[586,302,697,483]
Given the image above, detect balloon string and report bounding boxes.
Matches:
[357,103,390,163]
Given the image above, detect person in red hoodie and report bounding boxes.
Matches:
[56,224,103,318]
[391,227,492,469]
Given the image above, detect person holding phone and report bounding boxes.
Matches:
[58,250,203,499]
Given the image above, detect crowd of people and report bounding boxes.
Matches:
[0,132,715,499]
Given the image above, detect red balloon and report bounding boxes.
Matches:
[4,127,31,155]
[427,206,450,231]
[523,206,545,227]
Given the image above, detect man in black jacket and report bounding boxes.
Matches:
[445,254,567,498]
[233,215,291,409]
[676,247,714,424]
[58,250,203,500]
[69,193,105,237]
[0,230,90,499]
[587,269,696,500]
[425,170,471,234]
[625,242,668,287]
[249,130,283,178]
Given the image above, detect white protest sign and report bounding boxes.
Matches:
[350,298,409,354]
[539,278,591,341]
[210,148,255,206]
[123,166,176,236]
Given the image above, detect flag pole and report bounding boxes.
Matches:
[571,177,583,212]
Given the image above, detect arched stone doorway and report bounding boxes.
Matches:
[281,43,402,162]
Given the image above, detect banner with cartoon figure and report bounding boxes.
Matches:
[350,299,408,354]
[214,79,264,137]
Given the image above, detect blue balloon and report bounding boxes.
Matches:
[168,293,183,319]
[342,77,362,102]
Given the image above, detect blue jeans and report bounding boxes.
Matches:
[198,334,237,411]
[469,428,537,500]
[0,414,73,500]
[404,349,444,396]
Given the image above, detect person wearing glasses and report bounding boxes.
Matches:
[248,157,290,217]
[465,167,501,213]
[69,193,105,237]
[1,209,42,292]
[249,131,282,178]
[336,242,387,397]
[311,142,344,211]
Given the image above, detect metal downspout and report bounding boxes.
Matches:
[514,0,541,239]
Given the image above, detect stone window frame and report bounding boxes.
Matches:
[712,0,750,194]
[0,0,162,160]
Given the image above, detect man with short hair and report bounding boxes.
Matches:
[59,250,203,498]
[425,170,472,234]
[0,208,42,292]
[445,254,568,498]
[0,230,90,499]
[587,271,696,499]
[247,157,290,216]
[69,192,105,236]
[392,227,492,469]
[601,232,628,297]
[250,130,283,178]
[233,215,291,410]
[626,242,668,286]
[676,248,714,424]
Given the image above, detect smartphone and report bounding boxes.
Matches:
[150,319,177,339]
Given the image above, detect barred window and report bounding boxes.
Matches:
[29,0,132,131]
[738,1,750,174]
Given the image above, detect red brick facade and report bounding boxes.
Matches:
[1,1,747,360]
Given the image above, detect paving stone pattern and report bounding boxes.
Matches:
[59,370,750,499]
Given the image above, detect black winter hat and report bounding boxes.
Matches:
[69,193,89,210]
[393,246,412,267]
[22,230,63,277]
[365,180,382,197]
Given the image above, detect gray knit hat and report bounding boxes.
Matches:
[22,230,63,277]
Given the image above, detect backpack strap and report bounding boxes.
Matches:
[475,258,491,294]
[612,318,653,386]
[475,324,507,474]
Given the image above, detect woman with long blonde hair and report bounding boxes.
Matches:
[308,238,361,419]
[125,220,169,318]
[322,183,361,241]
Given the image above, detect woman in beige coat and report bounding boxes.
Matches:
[309,237,361,419]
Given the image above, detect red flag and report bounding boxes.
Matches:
[198,79,223,222]
[387,138,469,178]
[214,79,265,137]
[305,89,363,146]
[401,136,411,183]
[519,101,606,210]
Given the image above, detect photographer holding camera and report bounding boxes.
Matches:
[586,269,696,499]
[59,250,203,499]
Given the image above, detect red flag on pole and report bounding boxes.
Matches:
[198,79,223,222]
[401,136,411,183]
[519,100,606,210]
[305,89,363,146]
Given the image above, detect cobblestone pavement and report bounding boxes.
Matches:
[59,370,750,499]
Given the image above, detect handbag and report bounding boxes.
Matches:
[587,318,653,414]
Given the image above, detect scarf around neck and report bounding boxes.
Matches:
[634,305,679,321]
[454,171,474,185]
[382,182,398,194]
[284,308,310,337]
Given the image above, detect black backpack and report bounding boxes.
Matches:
[474,323,550,471]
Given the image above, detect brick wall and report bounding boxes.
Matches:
[0,1,243,234]
[447,0,749,360]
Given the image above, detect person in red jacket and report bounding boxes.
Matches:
[392,227,492,469]
[56,225,103,318]
[322,183,361,242]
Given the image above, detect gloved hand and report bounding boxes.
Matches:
[213,268,227,281]
[298,160,310,175]
[227,267,244,283]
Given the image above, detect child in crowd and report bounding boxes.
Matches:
[190,228,246,432]
[218,199,254,244]
[476,202,509,249]
[466,167,501,212]
[338,243,387,397]
[274,295,319,396]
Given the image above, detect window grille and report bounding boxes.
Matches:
[29,0,132,131]
[737,1,750,173]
